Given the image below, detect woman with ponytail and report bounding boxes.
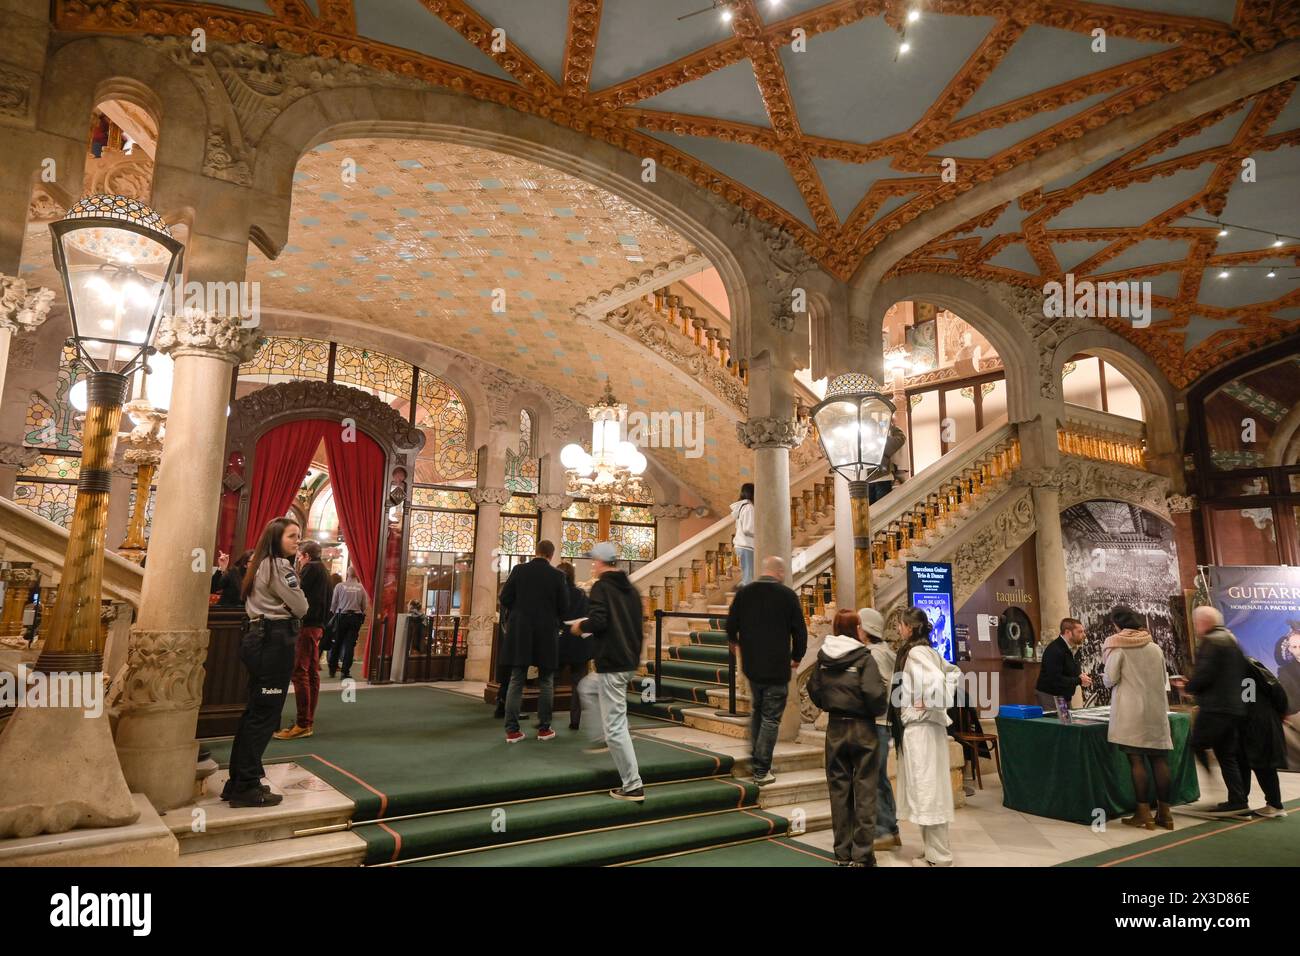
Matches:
[888,606,960,866]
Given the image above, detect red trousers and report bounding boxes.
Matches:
[292,626,323,729]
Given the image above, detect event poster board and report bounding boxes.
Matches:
[1208,565,1300,771]
[908,561,955,663]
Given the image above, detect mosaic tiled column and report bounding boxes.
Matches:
[114,311,260,810]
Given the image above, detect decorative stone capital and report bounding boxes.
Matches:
[155,309,262,364]
[1166,493,1197,513]
[0,275,55,335]
[1017,467,1062,491]
[649,504,693,519]
[736,416,809,450]
[119,628,211,714]
[469,487,512,506]
[0,442,41,470]
[123,445,163,468]
[534,494,570,512]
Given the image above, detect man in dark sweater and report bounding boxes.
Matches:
[1186,605,1251,815]
[276,539,332,739]
[571,541,645,802]
[725,555,808,786]
[1035,617,1092,714]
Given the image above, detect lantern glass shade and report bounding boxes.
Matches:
[811,375,897,482]
[49,195,184,375]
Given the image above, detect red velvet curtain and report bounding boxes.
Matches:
[244,419,326,550]
[322,427,386,598]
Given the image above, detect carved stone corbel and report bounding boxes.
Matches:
[469,487,512,506]
[736,416,809,450]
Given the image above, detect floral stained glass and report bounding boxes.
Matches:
[334,344,413,404]
[505,409,539,494]
[411,487,475,510]
[12,481,77,528]
[409,508,475,554]
[416,369,475,483]
[499,515,538,556]
[239,336,331,386]
[24,344,87,452]
[18,454,81,481]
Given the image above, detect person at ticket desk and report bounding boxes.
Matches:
[1035,617,1093,715]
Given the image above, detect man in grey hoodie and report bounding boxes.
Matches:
[808,609,888,866]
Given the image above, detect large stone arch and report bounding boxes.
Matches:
[1050,326,1179,466]
[247,85,771,360]
[864,273,1041,424]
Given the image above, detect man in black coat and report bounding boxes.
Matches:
[1186,605,1251,814]
[725,555,808,786]
[1035,617,1092,714]
[498,540,568,744]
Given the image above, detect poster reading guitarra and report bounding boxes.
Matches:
[1208,565,1300,771]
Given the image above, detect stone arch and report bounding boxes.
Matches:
[1050,327,1179,464]
[1053,458,1173,523]
[864,273,1040,424]
[248,86,766,357]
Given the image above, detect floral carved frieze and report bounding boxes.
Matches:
[156,309,262,363]
[951,489,1037,611]
[469,487,512,506]
[227,379,426,455]
[534,494,570,512]
[0,275,56,335]
[648,504,693,519]
[736,416,809,451]
[600,301,747,413]
[1020,458,1172,520]
[119,629,210,713]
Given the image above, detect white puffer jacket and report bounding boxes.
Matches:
[730,499,754,549]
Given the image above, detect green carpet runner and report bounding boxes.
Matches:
[631,627,738,724]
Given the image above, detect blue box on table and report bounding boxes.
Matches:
[998,704,1044,719]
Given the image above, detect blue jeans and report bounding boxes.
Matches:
[577,671,643,792]
[737,547,755,586]
[505,666,553,733]
[749,681,788,779]
[875,723,899,837]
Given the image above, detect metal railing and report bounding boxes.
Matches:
[649,609,748,718]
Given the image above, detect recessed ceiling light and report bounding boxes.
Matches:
[1218,270,1230,278]
[1273,237,1284,247]
[908,9,921,22]
[1267,269,1277,278]
[1217,225,1229,237]
[899,41,911,54]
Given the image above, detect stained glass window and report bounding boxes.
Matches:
[18,454,81,481]
[24,344,87,452]
[416,368,475,483]
[499,514,538,556]
[12,480,77,528]
[411,487,475,510]
[504,408,539,494]
[408,508,476,553]
[334,344,413,405]
[560,499,656,561]
[238,336,331,386]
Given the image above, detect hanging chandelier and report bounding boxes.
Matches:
[560,382,647,505]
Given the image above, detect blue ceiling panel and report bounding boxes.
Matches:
[863,191,920,230]
[467,0,571,83]
[1053,239,1114,272]
[780,15,995,143]
[1137,107,1248,168]
[1141,271,1182,301]
[1104,0,1236,22]
[1049,166,1210,230]
[956,25,1172,119]
[1185,146,1300,254]
[355,0,515,81]
[757,0,833,25]
[1196,265,1294,310]
[647,130,817,228]
[960,200,1033,244]
[1097,238,1191,274]
[987,242,1038,274]
[1181,314,1225,349]
[945,91,1112,160]
[811,157,903,223]
[637,60,772,128]
[590,0,736,92]
[1268,87,1300,136]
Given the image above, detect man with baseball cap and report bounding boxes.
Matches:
[569,541,645,801]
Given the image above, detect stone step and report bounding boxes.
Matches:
[754,769,830,809]
[731,742,824,778]
[764,798,833,836]
[679,706,749,738]
[177,830,366,867]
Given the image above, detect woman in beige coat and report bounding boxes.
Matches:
[1102,605,1173,831]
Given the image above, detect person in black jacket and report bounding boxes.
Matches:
[808,609,888,867]
[571,541,644,801]
[1185,606,1251,815]
[725,555,808,786]
[556,561,590,732]
[1035,617,1092,714]
[1237,656,1289,818]
[216,550,253,607]
[275,539,331,740]
[498,540,568,744]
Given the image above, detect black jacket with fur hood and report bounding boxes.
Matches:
[807,633,888,720]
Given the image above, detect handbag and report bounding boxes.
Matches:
[321,612,340,652]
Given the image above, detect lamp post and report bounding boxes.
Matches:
[560,382,647,544]
[810,373,900,609]
[0,195,183,839]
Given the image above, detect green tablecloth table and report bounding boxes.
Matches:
[995,712,1199,824]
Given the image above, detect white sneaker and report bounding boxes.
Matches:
[1255,804,1288,819]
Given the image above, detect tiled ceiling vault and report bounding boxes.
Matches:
[55,0,1300,382]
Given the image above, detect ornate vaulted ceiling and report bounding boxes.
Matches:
[52,0,1300,384]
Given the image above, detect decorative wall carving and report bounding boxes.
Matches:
[82,150,154,202]
[600,301,747,412]
[1051,457,1173,520]
[951,488,1037,610]
[0,275,56,334]
[0,65,36,123]
[736,416,809,451]
[972,279,1092,401]
[119,628,210,713]
[1166,493,1197,513]
[534,493,569,512]
[648,503,692,519]
[227,379,426,455]
[0,442,41,469]
[469,487,512,506]
[155,309,262,363]
[575,253,709,319]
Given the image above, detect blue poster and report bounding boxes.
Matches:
[908,561,955,663]
[1208,565,1300,771]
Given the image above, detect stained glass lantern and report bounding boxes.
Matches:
[49,195,184,375]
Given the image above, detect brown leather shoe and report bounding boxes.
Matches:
[1154,801,1175,830]
[273,725,313,740]
[873,833,903,851]
[1122,802,1157,830]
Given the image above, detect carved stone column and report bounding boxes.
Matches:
[1021,468,1069,649]
[115,399,167,564]
[114,311,260,810]
[736,416,808,570]
[465,485,511,683]
[0,275,55,431]
[649,504,692,555]
[535,493,569,556]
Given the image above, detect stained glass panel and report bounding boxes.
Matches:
[563,500,599,520]
[416,369,475,483]
[502,494,538,516]
[610,523,656,561]
[504,409,539,494]
[408,508,476,553]
[239,336,331,385]
[12,481,77,528]
[18,454,81,480]
[499,515,537,556]
[24,344,87,452]
[334,344,413,405]
[411,487,475,510]
[561,520,597,559]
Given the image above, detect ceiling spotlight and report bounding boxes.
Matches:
[1273,237,1284,247]
[908,9,921,22]
[1217,225,1229,237]
[720,7,732,22]
[1267,269,1277,278]
[899,41,911,54]
[1218,270,1230,279]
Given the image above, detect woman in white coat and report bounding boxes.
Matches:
[889,607,961,867]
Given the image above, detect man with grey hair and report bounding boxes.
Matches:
[1185,605,1251,815]
[726,555,807,786]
